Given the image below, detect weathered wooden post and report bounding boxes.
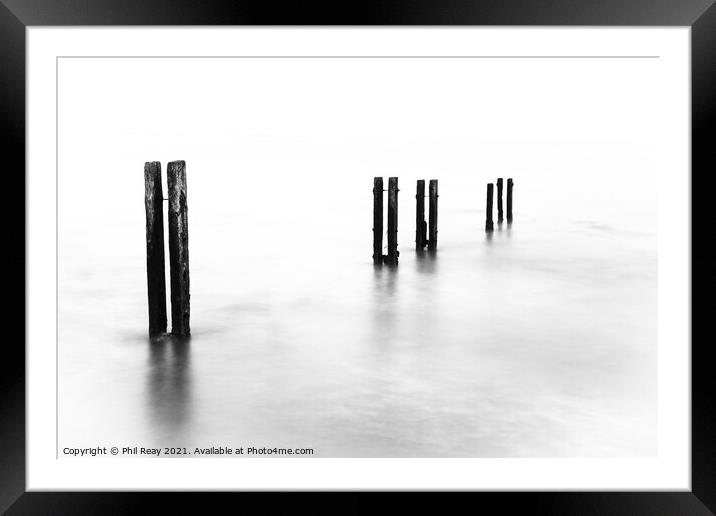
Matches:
[386,177,399,265]
[496,178,504,222]
[485,183,495,232]
[415,180,427,251]
[167,160,190,337]
[506,178,514,222]
[144,161,167,337]
[373,177,384,265]
[427,179,438,252]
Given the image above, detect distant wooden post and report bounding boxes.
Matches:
[506,178,514,222]
[373,177,384,265]
[415,180,427,251]
[496,178,504,222]
[485,183,495,232]
[427,179,438,252]
[144,162,167,337]
[167,160,190,337]
[386,177,399,265]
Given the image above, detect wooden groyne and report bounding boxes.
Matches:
[167,161,191,337]
[506,178,514,222]
[485,183,494,232]
[143,160,190,338]
[415,180,427,251]
[427,180,438,252]
[144,162,167,337]
[386,177,399,265]
[496,178,504,223]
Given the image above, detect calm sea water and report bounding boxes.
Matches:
[59,170,656,457]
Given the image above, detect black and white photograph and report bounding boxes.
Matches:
[14,14,709,500]
[53,29,683,461]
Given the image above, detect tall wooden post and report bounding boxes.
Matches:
[496,178,504,222]
[428,179,438,252]
[144,161,167,337]
[416,180,426,251]
[167,160,190,337]
[386,177,399,265]
[506,178,514,222]
[373,177,384,265]
[486,183,495,232]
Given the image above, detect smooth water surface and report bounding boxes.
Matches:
[57,57,661,457]
[59,173,656,457]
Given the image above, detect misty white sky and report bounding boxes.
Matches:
[57,45,686,262]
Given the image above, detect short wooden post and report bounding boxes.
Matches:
[167,160,190,337]
[415,180,427,251]
[496,178,504,222]
[144,161,167,337]
[373,177,384,265]
[427,179,438,252]
[386,177,399,265]
[506,178,514,222]
[485,183,495,232]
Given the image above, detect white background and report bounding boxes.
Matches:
[27,27,690,490]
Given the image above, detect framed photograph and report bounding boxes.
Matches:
[6,0,714,512]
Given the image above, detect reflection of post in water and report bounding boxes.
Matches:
[414,246,438,276]
[370,265,399,343]
[413,252,438,346]
[372,264,398,301]
[146,335,192,432]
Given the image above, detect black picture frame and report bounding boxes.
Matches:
[5,1,714,513]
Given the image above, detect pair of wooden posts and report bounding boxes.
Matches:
[485,178,513,231]
[373,177,438,265]
[144,160,190,338]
